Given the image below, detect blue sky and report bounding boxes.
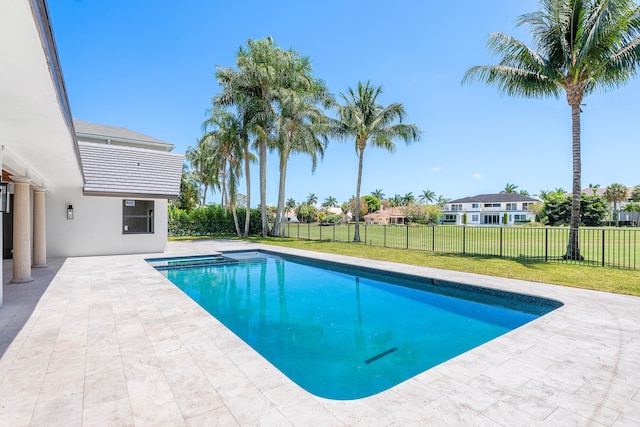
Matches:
[49,0,640,206]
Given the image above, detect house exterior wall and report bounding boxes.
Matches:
[46,187,168,257]
[442,201,535,226]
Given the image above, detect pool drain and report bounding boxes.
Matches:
[364,347,398,364]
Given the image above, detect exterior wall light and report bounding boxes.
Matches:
[0,182,9,213]
[67,204,74,220]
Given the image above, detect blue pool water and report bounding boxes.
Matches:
[150,251,561,400]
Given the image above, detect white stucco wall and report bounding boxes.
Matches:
[46,187,168,257]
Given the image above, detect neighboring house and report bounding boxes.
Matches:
[441,194,538,225]
[0,0,182,305]
[364,207,406,225]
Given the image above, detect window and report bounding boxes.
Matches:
[483,203,501,208]
[506,203,518,211]
[444,214,457,222]
[471,203,479,209]
[522,202,532,208]
[514,214,528,221]
[451,204,463,211]
[471,214,479,222]
[123,200,154,234]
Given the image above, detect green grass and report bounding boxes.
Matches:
[246,237,640,297]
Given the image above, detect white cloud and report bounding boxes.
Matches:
[472,173,483,179]
[432,166,442,172]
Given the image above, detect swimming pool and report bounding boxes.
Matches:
[149,251,562,400]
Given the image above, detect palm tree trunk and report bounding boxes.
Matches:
[353,146,364,242]
[202,183,208,206]
[259,138,269,237]
[272,149,289,237]
[232,203,242,238]
[243,146,251,238]
[565,103,583,260]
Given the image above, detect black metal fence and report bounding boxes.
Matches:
[283,223,639,270]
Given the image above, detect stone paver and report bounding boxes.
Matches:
[1,240,639,426]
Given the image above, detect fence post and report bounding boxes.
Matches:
[348,222,350,242]
[602,228,605,267]
[384,225,387,248]
[545,228,548,262]
[500,227,503,258]
[432,226,435,251]
[319,223,322,241]
[364,223,367,245]
[406,223,409,249]
[307,223,310,240]
[333,224,336,242]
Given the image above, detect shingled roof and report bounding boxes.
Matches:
[78,141,183,199]
[449,193,539,204]
[73,119,174,150]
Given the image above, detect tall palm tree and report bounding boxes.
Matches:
[604,183,629,226]
[322,196,338,208]
[464,0,640,260]
[519,189,531,196]
[632,185,640,202]
[216,37,314,237]
[271,85,331,237]
[306,193,318,206]
[332,81,421,242]
[403,192,416,206]
[420,189,436,204]
[286,198,297,211]
[201,107,256,236]
[501,183,519,194]
[371,188,385,201]
[589,183,601,195]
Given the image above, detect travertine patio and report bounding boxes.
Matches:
[0,240,638,426]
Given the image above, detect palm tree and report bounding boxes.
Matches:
[286,198,297,211]
[621,203,640,227]
[604,183,629,227]
[322,196,338,208]
[332,81,421,242]
[519,189,530,196]
[501,183,518,194]
[185,137,215,206]
[270,82,331,237]
[371,188,385,201]
[389,194,403,207]
[201,107,255,237]
[215,37,314,237]
[435,195,450,208]
[631,185,640,202]
[306,193,318,206]
[402,192,416,206]
[589,183,601,195]
[464,0,640,260]
[536,189,551,201]
[419,189,436,204]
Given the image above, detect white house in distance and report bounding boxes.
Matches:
[0,0,182,306]
[442,193,538,225]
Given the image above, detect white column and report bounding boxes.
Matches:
[11,176,32,283]
[32,187,47,268]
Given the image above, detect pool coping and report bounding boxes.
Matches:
[1,239,639,425]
